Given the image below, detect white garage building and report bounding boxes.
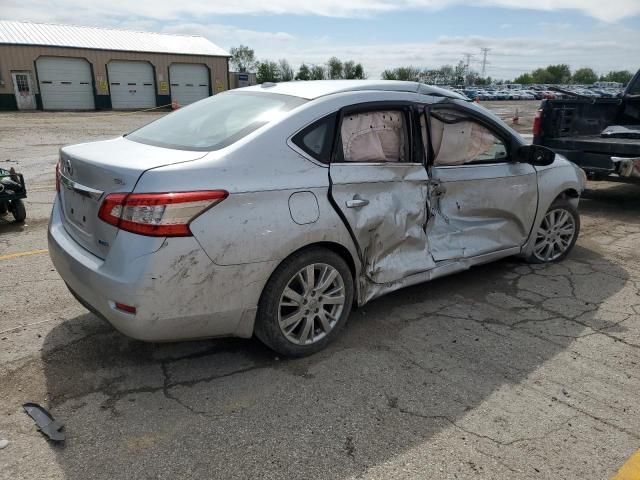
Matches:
[0,21,230,111]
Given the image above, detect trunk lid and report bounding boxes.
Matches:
[58,136,207,258]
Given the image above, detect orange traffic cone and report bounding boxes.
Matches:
[512,108,520,125]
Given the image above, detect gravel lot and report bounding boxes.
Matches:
[1,104,639,480]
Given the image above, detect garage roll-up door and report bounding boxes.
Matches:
[170,64,210,106]
[108,61,156,109]
[36,57,95,110]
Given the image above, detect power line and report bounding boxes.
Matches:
[480,47,491,77]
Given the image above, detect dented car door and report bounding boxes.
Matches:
[329,105,435,294]
[423,105,538,261]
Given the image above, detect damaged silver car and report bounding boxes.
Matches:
[49,80,585,356]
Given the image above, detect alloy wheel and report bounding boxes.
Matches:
[278,263,346,345]
[533,208,576,262]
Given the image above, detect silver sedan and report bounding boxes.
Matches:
[49,80,585,356]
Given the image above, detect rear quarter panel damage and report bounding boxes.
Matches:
[189,186,356,267]
[129,237,278,340]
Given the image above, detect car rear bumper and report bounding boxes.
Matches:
[48,198,271,341]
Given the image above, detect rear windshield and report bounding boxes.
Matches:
[127,91,307,151]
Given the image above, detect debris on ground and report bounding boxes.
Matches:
[0,438,8,449]
[22,403,65,442]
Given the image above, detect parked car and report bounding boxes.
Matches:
[49,80,585,356]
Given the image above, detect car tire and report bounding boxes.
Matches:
[526,197,580,264]
[255,247,354,357]
[0,202,7,215]
[11,199,26,223]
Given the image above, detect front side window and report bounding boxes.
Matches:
[127,91,307,151]
[422,110,508,166]
[338,110,409,163]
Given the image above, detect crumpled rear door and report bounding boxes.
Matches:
[329,107,434,300]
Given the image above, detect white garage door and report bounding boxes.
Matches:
[36,57,95,110]
[108,61,156,109]
[170,64,210,106]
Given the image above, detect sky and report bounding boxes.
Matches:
[2,0,640,79]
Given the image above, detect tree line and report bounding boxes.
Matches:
[230,45,365,83]
[513,65,634,85]
[230,45,634,86]
[381,61,492,86]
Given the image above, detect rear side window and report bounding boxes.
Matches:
[292,113,337,164]
[127,91,307,151]
[337,109,410,163]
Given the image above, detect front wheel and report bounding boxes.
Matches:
[255,248,354,357]
[526,197,580,264]
[11,199,26,223]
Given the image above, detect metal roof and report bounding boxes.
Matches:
[0,20,230,57]
[241,80,467,100]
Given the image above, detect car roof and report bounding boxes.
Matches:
[238,80,467,101]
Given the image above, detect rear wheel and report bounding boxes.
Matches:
[0,202,7,215]
[526,198,579,264]
[11,199,26,223]
[255,248,354,357]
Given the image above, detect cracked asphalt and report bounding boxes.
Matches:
[1,110,639,480]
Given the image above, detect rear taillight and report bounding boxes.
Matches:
[98,190,228,237]
[532,109,542,136]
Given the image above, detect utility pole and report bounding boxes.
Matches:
[480,47,491,77]
[462,52,473,71]
[462,53,474,85]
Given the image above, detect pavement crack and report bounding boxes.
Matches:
[396,407,579,447]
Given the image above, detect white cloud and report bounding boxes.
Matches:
[161,23,295,45]
[255,28,640,79]
[2,0,638,80]
[3,0,640,23]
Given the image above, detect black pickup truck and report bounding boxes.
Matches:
[533,70,640,182]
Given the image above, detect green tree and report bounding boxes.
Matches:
[327,57,343,79]
[381,66,421,81]
[343,60,356,79]
[342,61,366,79]
[381,69,398,80]
[310,65,326,80]
[229,45,257,73]
[600,70,634,84]
[514,73,534,84]
[353,63,366,79]
[530,67,555,84]
[572,68,598,84]
[545,64,572,83]
[295,63,311,81]
[256,61,281,83]
[278,59,294,82]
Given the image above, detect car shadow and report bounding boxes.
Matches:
[36,242,629,479]
[581,182,640,222]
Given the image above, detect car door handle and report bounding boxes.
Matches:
[345,197,369,208]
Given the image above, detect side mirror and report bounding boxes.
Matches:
[517,144,556,166]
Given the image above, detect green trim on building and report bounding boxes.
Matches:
[95,95,112,110]
[0,94,18,111]
[157,94,172,109]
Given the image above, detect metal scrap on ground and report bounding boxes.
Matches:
[22,403,65,442]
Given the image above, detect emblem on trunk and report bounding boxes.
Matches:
[64,158,73,176]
